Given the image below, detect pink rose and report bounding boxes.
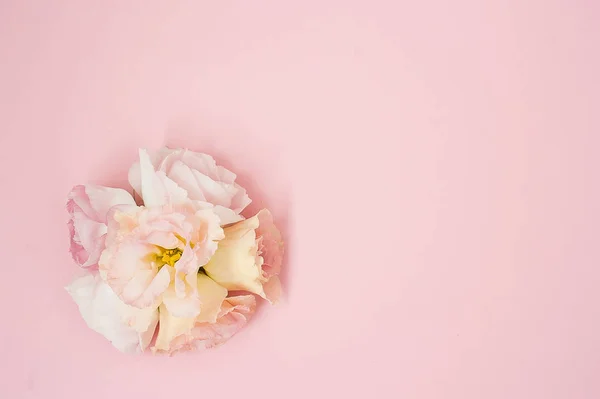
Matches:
[66,147,284,355]
[98,203,224,315]
[203,209,284,303]
[97,149,234,318]
[67,185,136,267]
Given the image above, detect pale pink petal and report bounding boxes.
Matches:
[82,237,105,268]
[256,209,284,279]
[145,231,181,249]
[190,209,224,265]
[229,185,252,214]
[72,215,107,253]
[262,275,282,304]
[99,238,170,308]
[84,185,136,222]
[175,243,200,277]
[69,217,107,267]
[134,266,172,308]
[68,219,89,265]
[67,185,135,268]
[187,294,256,351]
[68,185,97,221]
[163,245,201,318]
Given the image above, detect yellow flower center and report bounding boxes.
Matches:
[160,248,182,266]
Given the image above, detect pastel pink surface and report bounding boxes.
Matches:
[1,1,599,398]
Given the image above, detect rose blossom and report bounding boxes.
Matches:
[98,150,227,317]
[98,202,224,316]
[66,147,284,354]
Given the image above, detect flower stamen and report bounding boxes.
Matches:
[160,248,182,266]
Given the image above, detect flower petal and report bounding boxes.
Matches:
[212,205,244,225]
[69,217,107,267]
[138,148,162,207]
[131,149,188,207]
[203,209,284,303]
[162,245,202,318]
[190,201,243,226]
[168,160,208,201]
[66,271,158,353]
[256,209,284,279]
[154,294,254,355]
[153,303,195,352]
[159,148,237,184]
[190,169,239,208]
[72,216,107,254]
[262,275,282,304]
[195,274,228,323]
[131,147,251,215]
[203,215,264,296]
[155,274,228,351]
[187,294,256,351]
[99,235,171,308]
[67,185,135,268]
[189,209,224,265]
[83,185,136,222]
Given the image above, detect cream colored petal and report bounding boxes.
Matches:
[196,273,228,323]
[154,274,227,351]
[203,215,265,296]
[154,303,195,352]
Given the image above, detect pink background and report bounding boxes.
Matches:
[1,1,599,398]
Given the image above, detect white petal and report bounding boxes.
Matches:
[212,205,244,225]
[138,149,162,207]
[135,149,188,207]
[66,271,158,353]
